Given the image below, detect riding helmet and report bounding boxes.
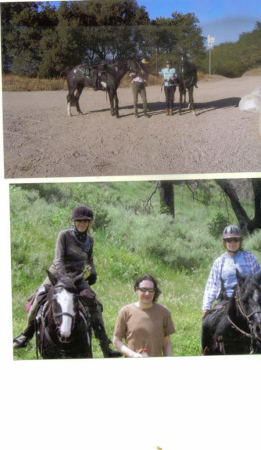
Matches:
[222,225,242,239]
[71,205,94,221]
[166,59,172,64]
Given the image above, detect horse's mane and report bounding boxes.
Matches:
[55,273,82,292]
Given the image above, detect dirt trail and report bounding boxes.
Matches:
[3,75,261,179]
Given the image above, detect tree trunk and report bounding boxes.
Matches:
[215,179,261,234]
[159,181,175,217]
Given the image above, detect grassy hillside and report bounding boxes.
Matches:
[11,180,261,360]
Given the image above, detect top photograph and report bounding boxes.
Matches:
[2,0,261,179]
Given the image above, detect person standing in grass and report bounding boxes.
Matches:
[202,224,261,319]
[13,205,121,358]
[113,273,175,357]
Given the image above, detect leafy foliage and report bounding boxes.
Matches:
[208,213,230,239]
[2,1,205,77]
[199,21,261,77]
[11,180,261,360]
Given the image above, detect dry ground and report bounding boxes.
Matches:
[3,75,261,179]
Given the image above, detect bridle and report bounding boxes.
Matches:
[35,288,90,359]
[228,284,261,346]
[178,55,195,88]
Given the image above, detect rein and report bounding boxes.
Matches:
[228,285,261,340]
[36,293,90,359]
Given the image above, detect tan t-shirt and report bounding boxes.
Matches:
[114,302,175,357]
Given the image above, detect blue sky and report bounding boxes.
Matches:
[140,0,261,46]
[44,0,260,46]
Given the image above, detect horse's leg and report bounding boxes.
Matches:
[75,84,84,114]
[67,91,73,116]
[189,87,196,116]
[179,87,182,114]
[108,89,115,116]
[114,91,119,118]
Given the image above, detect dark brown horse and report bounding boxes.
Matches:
[35,271,92,359]
[176,53,198,116]
[66,58,141,118]
[202,270,261,355]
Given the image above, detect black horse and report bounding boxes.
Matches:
[202,270,261,355]
[175,53,198,116]
[35,271,92,359]
[66,58,141,118]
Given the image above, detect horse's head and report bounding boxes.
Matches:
[128,59,144,75]
[47,271,83,343]
[236,270,261,342]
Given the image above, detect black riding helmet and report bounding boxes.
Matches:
[222,225,242,239]
[71,205,94,221]
[166,59,172,64]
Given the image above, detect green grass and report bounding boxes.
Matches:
[10,181,261,360]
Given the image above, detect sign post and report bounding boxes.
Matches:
[208,35,215,75]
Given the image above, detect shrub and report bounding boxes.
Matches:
[208,213,230,239]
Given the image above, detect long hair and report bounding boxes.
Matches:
[134,273,161,302]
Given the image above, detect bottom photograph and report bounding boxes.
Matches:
[10,177,261,360]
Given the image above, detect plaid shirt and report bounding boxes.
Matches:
[202,251,261,310]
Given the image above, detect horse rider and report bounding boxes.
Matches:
[13,205,121,358]
[129,58,150,118]
[159,59,177,116]
[202,224,261,319]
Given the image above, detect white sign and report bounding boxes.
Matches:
[208,35,215,47]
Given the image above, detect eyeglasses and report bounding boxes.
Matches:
[224,238,241,243]
[138,288,155,293]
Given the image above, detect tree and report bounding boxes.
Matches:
[159,181,175,217]
[215,179,261,234]
[1,2,58,76]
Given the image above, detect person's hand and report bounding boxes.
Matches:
[86,273,97,285]
[202,310,209,320]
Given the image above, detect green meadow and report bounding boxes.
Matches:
[10,180,261,360]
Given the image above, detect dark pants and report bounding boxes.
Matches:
[164,86,175,109]
[132,83,147,113]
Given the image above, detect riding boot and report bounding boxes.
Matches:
[13,321,35,348]
[80,294,122,358]
[169,109,173,116]
[92,321,122,358]
[13,285,48,349]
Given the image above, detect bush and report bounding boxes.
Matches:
[208,213,230,239]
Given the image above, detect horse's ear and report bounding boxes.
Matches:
[236,269,244,287]
[47,270,58,286]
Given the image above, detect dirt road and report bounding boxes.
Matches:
[3,75,261,179]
